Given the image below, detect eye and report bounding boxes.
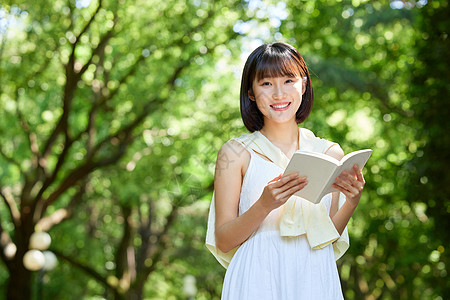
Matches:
[285,78,297,84]
[261,81,272,86]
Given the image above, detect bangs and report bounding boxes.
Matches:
[254,50,304,81]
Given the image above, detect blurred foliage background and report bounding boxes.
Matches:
[0,0,448,299]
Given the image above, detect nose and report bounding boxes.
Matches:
[272,84,286,100]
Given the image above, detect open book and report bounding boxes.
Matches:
[283,149,373,204]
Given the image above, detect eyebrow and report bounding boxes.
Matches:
[257,75,299,81]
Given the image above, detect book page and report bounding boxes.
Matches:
[284,151,339,204]
[324,149,373,195]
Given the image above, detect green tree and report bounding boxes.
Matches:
[405,0,450,298]
[0,0,245,298]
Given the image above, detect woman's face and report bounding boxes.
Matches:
[250,75,305,126]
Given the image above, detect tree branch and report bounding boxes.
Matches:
[115,205,133,283]
[38,164,93,217]
[0,146,22,173]
[51,248,111,288]
[3,22,59,97]
[77,3,220,159]
[41,32,219,215]
[96,54,145,109]
[41,136,132,214]
[35,180,86,231]
[33,135,75,210]
[35,12,119,206]
[136,201,152,273]
[77,16,117,78]
[0,186,20,227]
[14,88,41,169]
[3,27,63,181]
[80,53,146,147]
[41,10,117,161]
[32,1,223,230]
[86,0,215,116]
[90,57,190,158]
[71,0,103,53]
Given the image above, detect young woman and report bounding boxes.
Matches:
[206,42,366,299]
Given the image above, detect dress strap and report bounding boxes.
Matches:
[231,138,274,163]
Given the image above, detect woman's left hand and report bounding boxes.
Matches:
[331,164,365,208]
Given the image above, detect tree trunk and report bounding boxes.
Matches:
[126,288,143,300]
[112,289,143,300]
[6,206,35,299]
[6,257,33,300]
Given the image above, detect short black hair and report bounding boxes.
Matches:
[240,43,313,132]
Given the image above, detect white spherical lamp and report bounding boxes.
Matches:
[23,250,45,271]
[42,251,58,271]
[29,232,51,250]
[4,243,17,259]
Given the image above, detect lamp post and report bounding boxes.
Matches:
[22,231,58,300]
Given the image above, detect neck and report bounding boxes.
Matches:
[259,120,299,149]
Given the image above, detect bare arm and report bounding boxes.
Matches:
[214,141,307,253]
[325,145,366,235]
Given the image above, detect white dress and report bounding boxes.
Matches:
[221,142,344,300]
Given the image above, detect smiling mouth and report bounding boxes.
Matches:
[270,102,291,111]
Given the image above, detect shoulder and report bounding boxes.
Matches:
[325,144,345,161]
[299,128,316,138]
[216,139,250,177]
[218,139,250,162]
[300,128,341,155]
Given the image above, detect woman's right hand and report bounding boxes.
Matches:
[258,173,308,213]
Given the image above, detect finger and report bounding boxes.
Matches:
[281,172,302,181]
[339,171,359,185]
[359,172,365,185]
[343,166,360,180]
[269,176,306,199]
[268,173,283,184]
[341,171,365,190]
[351,164,359,175]
[334,177,360,195]
[334,172,356,184]
[340,177,362,193]
[332,183,353,198]
[278,180,308,201]
[354,165,365,183]
[334,182,357,196]
[271,173,302,187]
[278,176,307,193]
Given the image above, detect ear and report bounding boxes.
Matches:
[302,76,307,95]
[248,89,255,101]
